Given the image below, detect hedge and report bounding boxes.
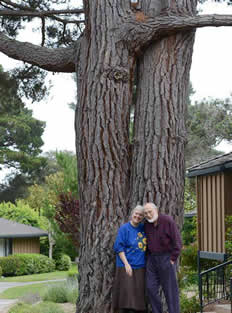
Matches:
[0,254,55,276]
[55,254,71,271]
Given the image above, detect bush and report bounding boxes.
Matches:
[180,293,200,313]
[181,242,198,271]
[55,254,71,271]
[0,254,55,276]
[43,281,78,304]
[182,216,197,245]
[181,241,220,272]
[67,267,78,283]
[178,267,198,289]
[0,265,2,277]
[9,302,65,313]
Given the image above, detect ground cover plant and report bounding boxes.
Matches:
[43,280,78,304]
[8,302,65,313]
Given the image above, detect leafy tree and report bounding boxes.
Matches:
[1,1,232,311]
[0,173,31,203]
[0,66,46,174]
[186,96,232,167]
[25,151,78,258]
[55,192,79,247]
[25,151,77,211]
[54,151,78,196]
[0,200,47,229]
[0,150,61,203]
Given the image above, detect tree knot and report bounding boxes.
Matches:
[107,67,129,82]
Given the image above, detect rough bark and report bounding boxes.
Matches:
[130,0,196,225]
[75,2,135,312]
[0,32,77,72]
[130,2,196,312]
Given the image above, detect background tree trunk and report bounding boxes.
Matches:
[75,2,135,312]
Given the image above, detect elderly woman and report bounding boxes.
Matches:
[112,205,147,313]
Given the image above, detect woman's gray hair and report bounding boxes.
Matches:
[130,205,144,217]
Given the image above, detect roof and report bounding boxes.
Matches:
[0,218,48,239]
[187,151,232,178]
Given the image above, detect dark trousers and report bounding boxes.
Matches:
[146,254,180,313]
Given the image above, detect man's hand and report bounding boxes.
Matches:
[170,260,175,265]
[125,263,133,276]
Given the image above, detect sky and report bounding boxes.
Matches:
[1,0,232,168]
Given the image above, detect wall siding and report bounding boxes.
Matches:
[197,173,225,253]
[13,238,40,254]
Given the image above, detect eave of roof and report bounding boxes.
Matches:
[0,233,48,239]
[187,152,232,177]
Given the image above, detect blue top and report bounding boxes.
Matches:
[114,222,146,269]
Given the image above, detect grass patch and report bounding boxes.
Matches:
[8,301,65,313]
[0,282,62,299]
[0,264,78,283]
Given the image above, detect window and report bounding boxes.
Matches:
[0,239,12,256]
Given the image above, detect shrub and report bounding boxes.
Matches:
[181,242,198,271]
[180,293,200,313]
[0,254,55,276]
[67,268,78,284]
[178,267,198,289]
[0,255,21,276]
[182,216,197,245]
[43,281,78,304]
[181,241,220,272]
[55,254,71,271]
[9,302,64,313]
[19,293,41,304]
[0,265,2,277]
[43,285,68,303]
[225,215,232,256]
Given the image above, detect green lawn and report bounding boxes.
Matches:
[0,264,78,283]
[0,281,62,299]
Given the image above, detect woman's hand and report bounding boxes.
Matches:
[125,263,133,277]
[118,252,133,276]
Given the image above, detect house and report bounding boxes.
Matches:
[187,151,232,254]
[0,218,48,257]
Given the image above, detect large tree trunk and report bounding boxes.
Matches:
[75,2,135,312]
[130,0,197,228]
[75,1,197,312]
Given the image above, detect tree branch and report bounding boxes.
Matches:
[0,0,85,24]
[0,32,80,72]
[121,13,232,51]
[0,9,85,24]
[0,0,84,15]
[0,10,85,24]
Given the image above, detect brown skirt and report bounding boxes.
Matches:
[112,267,146,311]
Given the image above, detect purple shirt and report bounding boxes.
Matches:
[144,213,182,262]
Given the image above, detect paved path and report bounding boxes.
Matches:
[0,279,66,312]
[201,303,231,312]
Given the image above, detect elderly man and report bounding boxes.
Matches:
[143,202,182,313]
